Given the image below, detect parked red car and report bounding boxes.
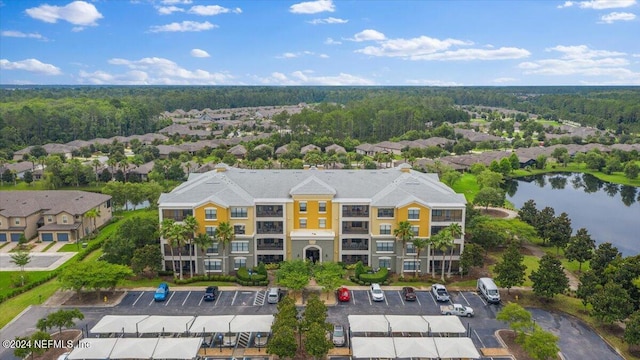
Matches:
[336,287,350,302]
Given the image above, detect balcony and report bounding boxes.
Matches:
[257,239,284,251]
[432,210,463,222]
[256,205,284,218]
[257,221,284,234]
[342,205,369,217]
[342,221,369,234]
[162,209,193,222]
[341,239,368,251]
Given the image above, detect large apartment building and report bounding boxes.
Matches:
[158,163,466,275]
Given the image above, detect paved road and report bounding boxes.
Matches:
[0,289,623,360]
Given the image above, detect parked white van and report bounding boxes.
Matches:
[477,277,500,304]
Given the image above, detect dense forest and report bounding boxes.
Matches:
[1,86,639,150]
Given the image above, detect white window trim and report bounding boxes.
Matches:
[230,207,248,219]
[410,226,419,236]
[204,207,217,221]
[299,218,307,229]
[403,259,421,272]
[299,202,307,213]
[318,201,327,213]
[233,257,247,270]
[376,240,395,253]
[376,208,395,219]
[231,240,250,254]
[378,257,392,270]
[205,226,217,237]
[204,258,222,272]
[408,208,420,221]
[319,218,326,229]
[379,224,392,235]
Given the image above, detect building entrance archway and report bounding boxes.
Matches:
[304,246,321,263]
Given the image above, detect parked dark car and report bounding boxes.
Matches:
[402,286,417,301]
[203,286,219,302]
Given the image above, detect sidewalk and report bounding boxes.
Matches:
[523,243,580,291]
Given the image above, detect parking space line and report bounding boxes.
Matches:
[165,291,176,306]
[397,291,405,306]
[472,329,487,348]
[367,291,372,305]
[351,291,355,305]
[231,291,238,306]
[416,294,421,306]
[476,292,488,306]
[182,291,191,306]
[148,297,155,306]
[214,293,221,306]
[459,291,471,306]
[198,295,204,306]
[428,292,438,306]
[132,292,143,307]
[384,293,389,306]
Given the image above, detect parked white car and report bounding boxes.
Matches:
[370,283,385,302]
[431,284,450,302]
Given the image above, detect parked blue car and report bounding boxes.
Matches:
[154,282,169,301]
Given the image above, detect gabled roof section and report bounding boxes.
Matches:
[289,175,336,196]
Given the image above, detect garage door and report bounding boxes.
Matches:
[11,233,22,241]
[57,233,69,241]
[41,233,54,241]
[0,234,6,242]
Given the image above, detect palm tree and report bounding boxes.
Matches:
[92,159,101,182]
[160,219,188,280]
[106,157,117,180]
[393,221,414,275]
[446,223,463,277]
[85,208,101,234]
[193,233,214,277]
[411,237,429,278]
[215,221,234,274]
[431,231,454,282]
[182,216,199,278]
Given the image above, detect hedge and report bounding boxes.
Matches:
[174,274,236,284]
[358,267,389,284]
[236,267,267,285]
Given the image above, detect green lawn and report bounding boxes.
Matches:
[513,162,640,187]
[0,271,53,298]
[536,119,561,127]
[451,173,481,202]
[0,280,60,329]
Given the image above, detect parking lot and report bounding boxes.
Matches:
[114,287,504,352]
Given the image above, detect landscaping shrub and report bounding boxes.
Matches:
[359,267,388,283]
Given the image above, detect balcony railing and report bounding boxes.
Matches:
[341,242,369,251]
[256,206,284,217]
[432,216,463,222]
[342,226,369,234]
[257,242,284,251]
[257,222,284,234]
[342,209,369,217]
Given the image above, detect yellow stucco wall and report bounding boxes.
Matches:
[193,202,229,233]
[397,202,431,237]
[292,195,333,230]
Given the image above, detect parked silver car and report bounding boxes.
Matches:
[332,324,346,347]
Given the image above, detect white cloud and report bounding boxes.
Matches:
[190,49,210,58]
[319,54,329,58]
[579,0,636,8]
[307,17,348,24]
[559,0,636,8]
[405,79,463,86]
[518,44,640,84]
[188,5,242,15]
[149,21,216,32]
[277,51,326,59]
[258,70,374,85]
[492,77,518,83]
[1,30,46,40]
[324,37,341,45]
[0,58,62,75]
[25,1,103,26]
[289,0,335,14]
[80,57,232,85]
[599,11,636,23]
[157,6,184,15]
[352,29,386,42]
[355,33,530,61]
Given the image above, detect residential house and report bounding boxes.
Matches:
[300,144,320,155]
[0,191,112,242]
[325,144,347,154]
[228,145,248,159]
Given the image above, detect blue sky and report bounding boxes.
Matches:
[1,0,639,86]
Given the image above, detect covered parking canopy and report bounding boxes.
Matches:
[393,338,439,359]
[152,337,203,359]
[189,315,236,333]
[108,338,158,359]
[89,315,148,334]
[422,315,466,335]
[348,315,389,333]
[136,315,195,334]
[386,315,429,333]
[67,338,117,359]
[351,337,396,359]
[434,337,481,359]
[229,315,274,333]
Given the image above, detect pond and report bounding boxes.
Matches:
[505,173,640,256]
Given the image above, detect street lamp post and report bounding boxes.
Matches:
[256,333,261,352]
[218,334,223,352]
